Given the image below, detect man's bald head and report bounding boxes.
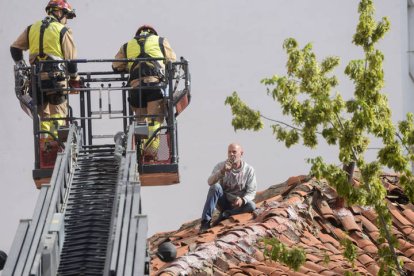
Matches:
[227,143,243,168]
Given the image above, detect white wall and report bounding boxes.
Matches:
[0,0,407,266]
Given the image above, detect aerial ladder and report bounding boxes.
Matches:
[1,56,190,275]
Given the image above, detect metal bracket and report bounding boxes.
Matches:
[134,122,149,138]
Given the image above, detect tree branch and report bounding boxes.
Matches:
[396,132,412,153]
[260,114,302,131]
[356,58,405,275]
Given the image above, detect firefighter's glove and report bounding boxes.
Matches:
[68,75,83,94]
[15,60,27,70]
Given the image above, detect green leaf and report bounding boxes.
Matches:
[224,92,264,131]
[262,238,306,271]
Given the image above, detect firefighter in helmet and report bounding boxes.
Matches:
[112,25,176,161]
[10,0,80,141]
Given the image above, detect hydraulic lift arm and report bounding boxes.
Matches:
[2,57,191,275]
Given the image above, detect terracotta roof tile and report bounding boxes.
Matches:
[389,203,413,226]
[239,264,268,275]
[401,203,414,212]
[331,226,353,242]
[324,243,341,254]
[173,227,195,239]
[316,199,336,221]
[402,208,414,224]
[357,253,375,266]
[403,259,414,271]
[253,263,279,275]
[302,261,330,274]
[256,208,286,222]
[305,253,321,263]
[260,220,288,233]
[149,174,414,276]
[213,256,229,272]
[175,245,189,258]
[336,210,361,232]
[358,214,379,233]
[252,249,265,262]
[356,240,378,254]
[318,232,340,247]
[328,254,345,262]
[301,230,322,245]
[232,213,254,223]
[277,233,297,246]
[360,240,375,251]
[319,270,338,276]
[398,238,414,252]
[365,230,381,243]
[284,195,303,205]
[211,269,227,276]
[277,266,309,276]
[332,265,353,275]
[405,247,414,258]
[360,207,377,222]
[366,263,380,275]
[196,233,217,244]
[350,205,363,214]
[158,272,174,276]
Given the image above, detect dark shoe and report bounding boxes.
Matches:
[211,211,230,227]
[199,220,211,234]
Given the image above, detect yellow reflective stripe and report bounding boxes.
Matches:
[40,120,51,132]
[143,121,161,151]
[126,35,164,70]
[29,19,64,59]
[50,114,65,126]
[40,114,65,137]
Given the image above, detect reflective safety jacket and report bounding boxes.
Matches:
[28,16,67,61]
[125,34,165,71]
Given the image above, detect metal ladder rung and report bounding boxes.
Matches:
[91,110,123,115]
[91,134,115,139]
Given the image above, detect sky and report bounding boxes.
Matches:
[0,0,408,266]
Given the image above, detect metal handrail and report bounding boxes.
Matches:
[3,124,81,275]
[29,57,190,179]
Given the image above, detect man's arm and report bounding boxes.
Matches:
[112,44,128,72]
[163,38,176,62]
[10,47,23,62]
[242,167,257,204]
[61,28,78,75]
[10,28,29,63]
[207,162,225,186]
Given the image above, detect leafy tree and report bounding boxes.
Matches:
[226,0,414,274]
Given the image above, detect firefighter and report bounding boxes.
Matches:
[112,25,176,161]
[10,0,80,141]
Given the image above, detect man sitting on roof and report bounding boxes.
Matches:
[199,143,257,234]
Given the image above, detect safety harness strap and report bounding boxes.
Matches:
[129,34,163,80]
[159,37,166,58]
[38,17,67,61]
[134,34,151,59]
[123,42,128,59]
[59,27,68,47]
[39,18,51,59]
[137,37,146,57]
[26,25,32,48]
